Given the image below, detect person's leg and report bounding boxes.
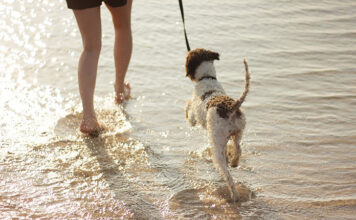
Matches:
[106,0,133,103]
[73,7,103,134]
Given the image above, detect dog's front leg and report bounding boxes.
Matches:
[185,100,196,126]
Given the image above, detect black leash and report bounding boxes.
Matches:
[178,0,191,52]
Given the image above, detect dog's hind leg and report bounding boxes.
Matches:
[230,131,242,168]
[208,123,239,202]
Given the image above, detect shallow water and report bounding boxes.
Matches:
[1,0,356,219]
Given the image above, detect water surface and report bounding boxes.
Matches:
[1,0,356,219]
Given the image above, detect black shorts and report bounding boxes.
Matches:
[66,0,127,10]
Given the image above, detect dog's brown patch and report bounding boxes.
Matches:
[185,48,219,80]
[207,96,241,119]
[201,90,217,101]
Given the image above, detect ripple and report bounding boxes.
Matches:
[169,183,255,219]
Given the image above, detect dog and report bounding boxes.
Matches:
[184,48,250,202]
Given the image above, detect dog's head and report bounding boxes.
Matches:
[185,48,220,81]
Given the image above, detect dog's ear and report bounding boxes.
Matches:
[185,48,220,80]
[185,52,198,80]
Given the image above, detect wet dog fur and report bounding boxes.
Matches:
[184,48,250,202]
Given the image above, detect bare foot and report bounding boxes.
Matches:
[115,83,131,104]
[80,117,104,137]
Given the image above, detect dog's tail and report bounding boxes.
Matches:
[232,59,250,111]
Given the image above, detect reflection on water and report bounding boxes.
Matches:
[1,0,356,219]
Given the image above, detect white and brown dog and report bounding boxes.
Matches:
[184,48,250,202]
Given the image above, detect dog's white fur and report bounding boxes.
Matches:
[184,49,250,202]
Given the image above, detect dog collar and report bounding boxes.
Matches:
[198,76,217,81]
